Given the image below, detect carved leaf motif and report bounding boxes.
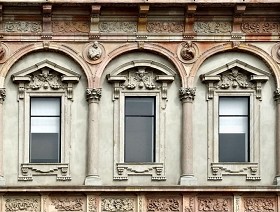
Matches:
[241,22,279,33]
[52,21,89,33]
[147,198,180,211]
[51,197,84,211]
[147,22,184,33]
[198,198,230,212]
[5,198,40,212]
[101,198,134,212]
[28,70,64,90]
[244,198,275,212]
[4,21,42,32]
[99,22,137,33]
[194,22,231,33]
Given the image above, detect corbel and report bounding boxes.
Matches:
[89,4,101,40]
[41,4,52,39]
[137,4,149,35]
[183,4,197,39]
[232,4,246,39]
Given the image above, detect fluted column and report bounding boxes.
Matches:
[274,89,280,185]
[0,88,5,185]
[179,87,197,185]
[85,88,102,185]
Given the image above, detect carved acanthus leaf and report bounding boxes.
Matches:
[86,88,102,101]
[179,87,196,102]
[101,198,134,211]
[147,198,180,211]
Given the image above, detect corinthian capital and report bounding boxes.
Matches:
[86,88,102,102]
[274,88,280,102]
[0,88,6,103]
[179,87,196,102]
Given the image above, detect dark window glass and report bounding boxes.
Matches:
[30,97,61,163]
[125,97,155,162]
[219,97,249,162]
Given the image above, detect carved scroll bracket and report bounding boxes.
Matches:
[138,4,149,33]
[232,4,246,39]
[90,4,101,39]
[42,4,52,39]
[183,4,197,39]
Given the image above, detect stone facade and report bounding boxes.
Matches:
[0,0,280,211]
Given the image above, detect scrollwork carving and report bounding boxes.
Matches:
[86,88,102,102]
[198,198,231,212]
[244,197,275,212]
[241,22,279,33]
[179,87,196,102]
[53,21,89,33]
[101,198,134,211]
[51,197,84,211]
[5,197,40,212]
[147,22,184,33]
[99,22,137,33]
[4,21,42,33]
[194,22,231,33]
[147,198,180,211]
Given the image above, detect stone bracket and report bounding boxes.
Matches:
[18,163,71,181]
[114,163,166,181]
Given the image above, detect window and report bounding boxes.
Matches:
[125,97,155,163]
[219,97,249,162]
[30,97,61,163]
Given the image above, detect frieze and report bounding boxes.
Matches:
[241,22,279,33]
[51,196,84,211]
[5,197,40,212]
[198,197,232,212]
[194,22,231,34]
[4,21,42,33]
[101,198,135,212]
[244,197,276,212]
[99,22,137,33]
[53,21,89,33]
[147,198,181,211]
[147,22,184,33]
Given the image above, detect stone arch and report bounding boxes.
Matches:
[0,42,93,87]
[94,43,186,88]
[188,42,280,88]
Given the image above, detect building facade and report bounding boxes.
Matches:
[0,0,280,211]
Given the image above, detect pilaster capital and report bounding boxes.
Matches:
[0,88,6,103]
[86,88,102,102]
[179,87,196,103]
[274,88,280,103]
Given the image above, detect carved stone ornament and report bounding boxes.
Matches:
[177,42,199,64]
[83,42,105,64]
[52,21,89,33]
[99,22,137,33]
[194,22,232,34]
[88,197,97,212]
[86,88,102,102]
[147,198,181,211]
[198,197,232,212]
[0,42,10,63]
[4,21,42,33]
[200,59,269,100]
[147,22,184,33]
[241,22,279,34]
[0,88,6,103]
[271,43,280,64]
[88,41,102,60]
[274,88,280,102]
[101,198,135,212]
[51,196,85,211]
[5,196,40,212]
[244,197,276,212]
[179,87,196,102]
[184,197,194,212]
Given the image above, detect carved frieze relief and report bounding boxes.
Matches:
[241,22,279,33]
[147,197,181,211]
[50,196,85,211]
[198,197,232,212]
[147,22,184,33]
[52,21,89,33]
[101,197,135,212]
[4,21,42,33]
[243,197,276,212]
[99,22,137,33]
[194,22,232,34]
[5,196,40,212]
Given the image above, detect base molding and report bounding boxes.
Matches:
[84,175,102,185]
[179,175,197,185]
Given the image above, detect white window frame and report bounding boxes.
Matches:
[201,59,269,181]
[107,60,174,181]
[12,59,80,181]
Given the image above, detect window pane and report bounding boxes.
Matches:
[31,98,60,116]
[219,97,248,115]
[30,133,60,163]
[125,97,155,116]
[125,116,154,162]
[31,117,60,133]
[219,117,248,133]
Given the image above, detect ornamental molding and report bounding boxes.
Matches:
[52,21,89,33]
[243,197,276,212]
[99,22,137,33]
[147,22,184,33]
[177,41,199,64]
[114,163,166,181]
[5,196,40,212]
[101,198,135,212]
[200,59,270,100]
[209,163,260,181]
[50,196,85,211]
[179,87,196,103]
[18,163,71,181]
[241,22,279,34]
[194,22,232,34]
[4,21,42,33]
[198,197,232,212]
[12,59,80,99]
[86,88,102,102]
[147,198,181,211]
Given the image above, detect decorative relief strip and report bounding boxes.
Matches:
[99,22,137,33]
[194,22,231,34]
[241,22,279,33]
[4,21,42,33]
[147,22,184,33]
[5,197,40,212]
[101,198,135,212]
[243,197,276,212]
[198,197,232,212]
[52,21,89,33]
[50,196,85,211]
[147,198,181,211]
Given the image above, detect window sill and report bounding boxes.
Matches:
[209,162,260,181]
[114,162,166,181]
[18,163,71,181]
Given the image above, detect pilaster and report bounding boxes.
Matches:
[0,88,5,185]
[274,88,280,185]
